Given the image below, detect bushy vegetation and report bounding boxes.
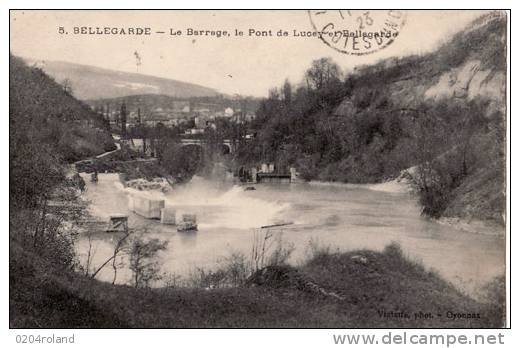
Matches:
[10,55,116,162]
[239,13,506,222]
[128,237,168,288]
[408,99,505,219]
[9,54,116,325]
[158,142,204,182]
[177,229,295,289]
[9,53,117,273]
[10,239,505,328]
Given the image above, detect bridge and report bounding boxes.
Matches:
[179,138,235,154]
[256,172,291,183]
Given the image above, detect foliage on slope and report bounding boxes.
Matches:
[9,240,505,328]
[10,54,116,163]
[242,12,506,222]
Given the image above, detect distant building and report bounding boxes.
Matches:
[224,107,234,117]
[190,128,205,135]
[193,107,211,115]
[194,116,206,129]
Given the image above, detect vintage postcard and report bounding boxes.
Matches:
[9,9,508,331]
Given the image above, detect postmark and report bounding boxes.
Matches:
[308,10,407,55]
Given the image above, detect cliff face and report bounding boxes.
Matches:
[337,12,506,115]
[424,59,505,104]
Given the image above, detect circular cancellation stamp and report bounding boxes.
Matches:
[308,10,407,55]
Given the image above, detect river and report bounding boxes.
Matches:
[77,173,505,296]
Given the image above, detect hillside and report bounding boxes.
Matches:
[24,58,219,100]
[245,11,507,224]
[10,54,116,162]
[340,11,507,223]
[341,11,506,115]
[10,241,504,328]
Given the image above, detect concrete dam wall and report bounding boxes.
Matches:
[128,194,165,219]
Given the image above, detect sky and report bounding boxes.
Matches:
[10,10,493,97]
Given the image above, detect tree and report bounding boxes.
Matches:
[89,231,131,282]
[203,123,223,160]
[282,79,292,106]
[268,87,280,100]
[129,237,168,288]
[120,102,127,138]
[304,57,342,90]
[61,78,73,95]
[159,142,203,182]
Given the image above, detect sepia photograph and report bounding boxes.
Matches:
[8,9,509,331]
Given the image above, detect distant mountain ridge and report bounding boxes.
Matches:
[23,58,219,100]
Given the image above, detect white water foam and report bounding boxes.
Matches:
[114,176,291,230]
